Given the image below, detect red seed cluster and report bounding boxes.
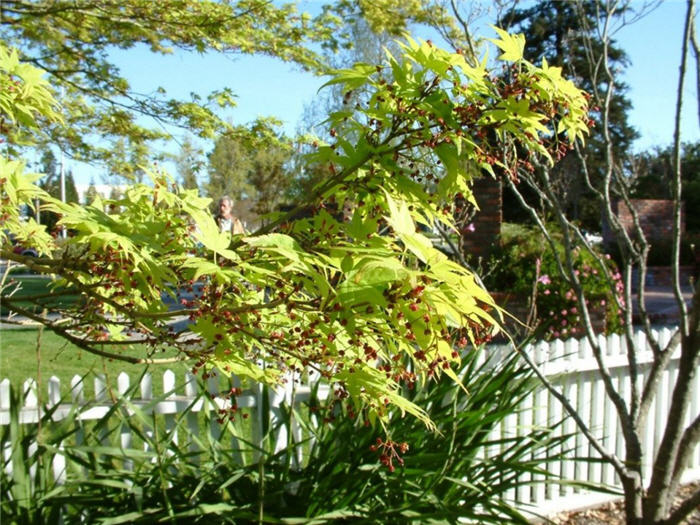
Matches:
[369,437,409,473]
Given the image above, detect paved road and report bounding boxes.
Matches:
[634,284,696,323]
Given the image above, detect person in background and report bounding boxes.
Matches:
[215,195,245,235]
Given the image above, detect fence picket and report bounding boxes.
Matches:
[117,372,130,396]
[578,368,593,487]
[693,363,700,467]
[602,371,619,487]
[116,373,133,458]
[163,369,177,445]
[560,353,578,498]
[207,372,221,443]
[23,378,37,409]
[655,361,671,453]
[184,372,199,452]
[547,339,566,500]
[517,384,534,503]
[70,375,85,447]
[503,406,518,504]
[94,374,107,402]
[140,373,152,400]
[532,340,548,504]
[70,375,84,404]
[1,379,10,479]
[643,365,656,483]
[590,364,605,484]
[140,373,154,452]
[48,376,61,407]
[0,379,9,410]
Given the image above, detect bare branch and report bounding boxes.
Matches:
[663,484,700,525]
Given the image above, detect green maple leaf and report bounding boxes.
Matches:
[488,26,526,62]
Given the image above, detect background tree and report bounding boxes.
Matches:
[245,140,294,217]
[288,16,405,202]
[28,147,79,232]
[206,120,295,220]
[632,140,700,234]
[174,136,204,191]
[0,0,352,181]
[84,178,99,206]
[1,33,590,442]
[206,130,256,203]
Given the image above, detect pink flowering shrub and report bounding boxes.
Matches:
[533,248,625,340]
[483,224,625,340]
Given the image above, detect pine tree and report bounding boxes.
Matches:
[85,179,99,206]
[174,137,202,191]
[499,0,639,228]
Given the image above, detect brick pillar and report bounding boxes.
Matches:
[462,177,502,258]
[608,199,685,243]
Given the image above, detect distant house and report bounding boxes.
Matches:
[74,184,128,205]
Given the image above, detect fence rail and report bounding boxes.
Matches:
[2,326,699,518]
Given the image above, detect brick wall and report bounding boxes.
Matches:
[606,199,685,244]
[462,177,502,258]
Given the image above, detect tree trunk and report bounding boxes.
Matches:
[621,474,644,525]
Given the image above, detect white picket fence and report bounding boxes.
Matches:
[2,326,700,518]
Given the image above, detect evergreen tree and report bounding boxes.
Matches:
[205,132,257,204]
[174,136,203,191]
[206,125,293,218]
[32,148,79,231]
[499,0,639,228]
[632,141,700,234]
[84,179,99,206]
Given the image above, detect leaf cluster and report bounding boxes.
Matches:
[1,31,590,430]
[0,0,337,168]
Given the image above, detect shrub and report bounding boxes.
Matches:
[604,235,698,267]
[483,224,624,340]
[1,350,570,523]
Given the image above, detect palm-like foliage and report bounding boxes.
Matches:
[2,350,571,524]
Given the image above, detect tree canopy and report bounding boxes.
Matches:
[1,29,590,432]
[632,141,700,234]
[0,0,342,173]
[498,0,639,227]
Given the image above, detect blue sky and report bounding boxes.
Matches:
[69,1,698,186]
[615,0,698,150]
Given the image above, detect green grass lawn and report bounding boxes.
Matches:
[0,327,192,399]
[1,275,82,316]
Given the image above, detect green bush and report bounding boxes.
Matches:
[483,224,624,340]
[2,350,573,524]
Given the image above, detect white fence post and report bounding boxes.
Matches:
[48,376,67,484]
[117,373,132,454]
[532,339,548,505]
[163,369,177,445]
[1,379,11,477]
[184,371,199,453]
